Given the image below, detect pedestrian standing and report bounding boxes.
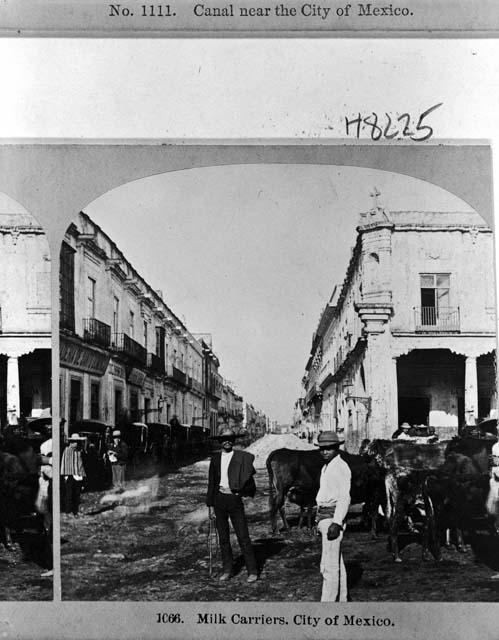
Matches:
[108,430,129,490]
[38,425,53,532]
[487,440,499,579]
[38,425,54,577]
[391,422,414,440]
[315,431,351,602]
[206,426,259,583]
[60,433,86,517]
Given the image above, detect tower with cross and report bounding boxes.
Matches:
[359,187,391,224]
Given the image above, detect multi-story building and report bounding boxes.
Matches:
[0,211,51,428]
[301,197,497,451]
[197,335,223,435]
[218,381,244,431]
[59,212,206,433]
[243,403,269,439]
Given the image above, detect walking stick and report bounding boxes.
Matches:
[208,515,213,577]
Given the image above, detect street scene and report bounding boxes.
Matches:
[0,199,53,600]
[58,160,499,602]
[60,432,499,602]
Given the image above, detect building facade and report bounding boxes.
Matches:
[218,382,244,431]
[59,212,262,439]
[243,403,269,438]
[60,212,214,433]
[0,211,51,428]
[301,199,497,451]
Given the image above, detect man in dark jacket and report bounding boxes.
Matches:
[206,427,258,582]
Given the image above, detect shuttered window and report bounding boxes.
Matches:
[60,242,75,332]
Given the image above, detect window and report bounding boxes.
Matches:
[90,382,100,420]
[420,273,450,324]
[155,326,161,357]
[113,296,120,334]
[156,326,165,364]
[129,311,135,338]
[86,277,96,319]
[60,242,75,332]
[143,320,148,350]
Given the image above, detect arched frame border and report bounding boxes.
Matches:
[0,141,493,604]
[0,142,493,256]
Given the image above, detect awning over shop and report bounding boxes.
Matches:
[60,335,110,376]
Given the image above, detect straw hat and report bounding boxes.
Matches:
[68,433,86,442]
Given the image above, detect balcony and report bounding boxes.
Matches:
[83,317,111,349]
[168,365,187,386]
[305,382,322,405]
[147,352,165,375]
[191,379,204,394]
[414,307,460,333]
[112,332,147,366]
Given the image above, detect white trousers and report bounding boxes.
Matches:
[318,518,348,602]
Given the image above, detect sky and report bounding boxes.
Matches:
[80,164,473,423]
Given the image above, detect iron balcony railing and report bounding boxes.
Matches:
[112,332,147,365]
[83,317,111,348]
[414,306,460,332]
[147,352,165,375]
[170,365,187,386]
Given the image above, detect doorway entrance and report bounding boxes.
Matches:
[398,396,430,426]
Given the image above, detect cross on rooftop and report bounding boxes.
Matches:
[370,187,382,210]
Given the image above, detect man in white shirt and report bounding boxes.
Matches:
[315,431,351,602]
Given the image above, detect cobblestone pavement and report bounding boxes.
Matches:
[61,455,499,602]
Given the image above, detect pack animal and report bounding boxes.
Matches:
[367,437,497,562]
[266,447,384,536]
[367,439,449,562]
[425,437,497,555]
[0,447,41,550]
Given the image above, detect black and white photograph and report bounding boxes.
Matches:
[54,145,499,603]
[1,33,499,640]
[0,194,53,600]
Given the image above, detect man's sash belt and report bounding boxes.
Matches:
[316,506,336,522]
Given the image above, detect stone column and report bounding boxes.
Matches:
[6,355,20,425]
[355,303,394,440]
[464,355,478,426]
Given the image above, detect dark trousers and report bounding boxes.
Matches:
[61,476,82,515]
[214,492,258,575]
[112,463,126,488]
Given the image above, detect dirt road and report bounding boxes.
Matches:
[0,530,52,600]
[61,454,499,602]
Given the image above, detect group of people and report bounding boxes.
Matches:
[60,429,129,516]
[206,421,499,599]
[391,422,438,442]
[206,425,350,600]
[0,422,53,577]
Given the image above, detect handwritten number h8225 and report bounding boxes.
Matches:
[344,103,443,142]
